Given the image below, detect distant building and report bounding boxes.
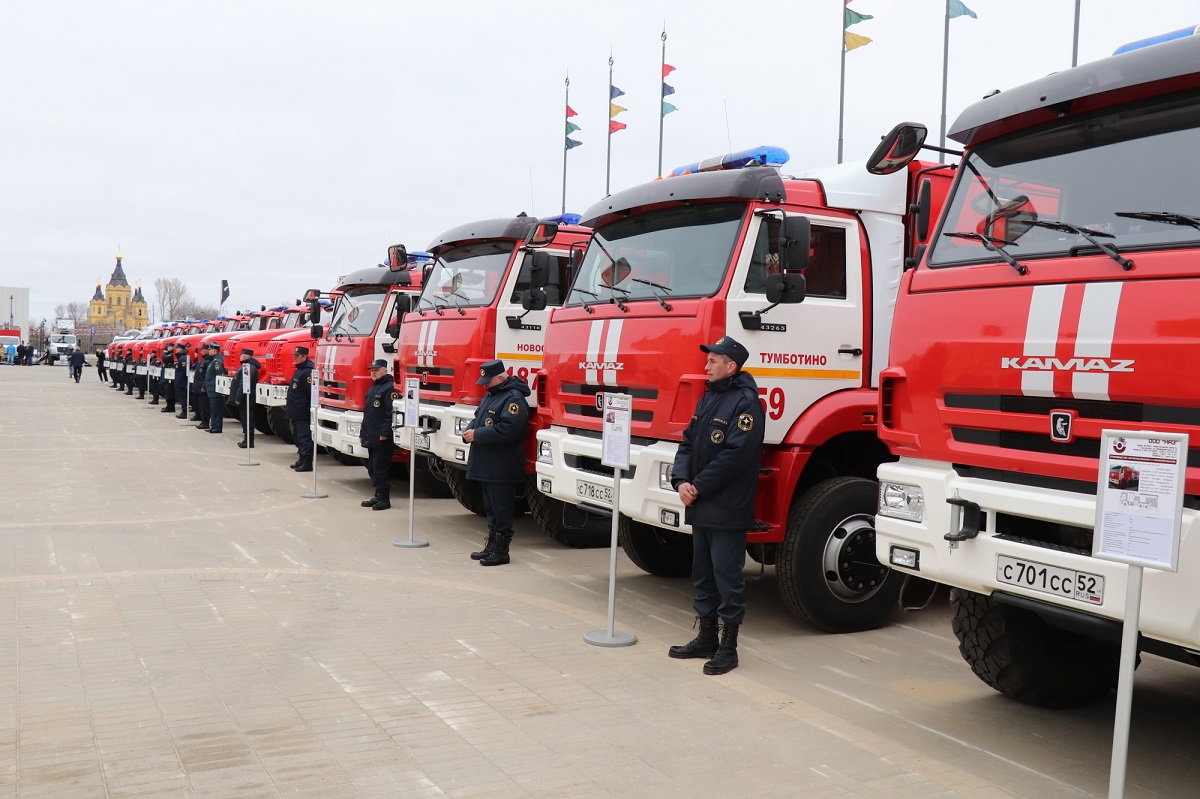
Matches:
[87,254,147,331]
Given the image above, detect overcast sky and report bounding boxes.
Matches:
[3,0,1195,325]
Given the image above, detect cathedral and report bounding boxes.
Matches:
[88,254,147,332]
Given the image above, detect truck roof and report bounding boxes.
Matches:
[950,33,1200,147]
[335,265,414,290]
[427,215,541,255]
[582,168,785,229]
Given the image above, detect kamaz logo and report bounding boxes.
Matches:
[415,350,437,357]
[1000,357,1135,372]
[578,361,623,371]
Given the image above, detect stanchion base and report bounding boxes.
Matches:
[392,539,429,548]
[237,461,260,467]
[584,630,637,647]
[300,492,328,499]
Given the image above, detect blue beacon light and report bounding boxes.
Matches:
[669,145,790,177]
[1114,25,1200,54]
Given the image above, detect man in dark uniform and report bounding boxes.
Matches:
[227,347,260,448]
[286,346,315,472]
[203,343,226,434]
[159,345,176,412]
[668,336,765,675]
[462,359,530,567]
[192,344,210,426]
[147,349,161,404]
[359,359,398,510]
[123,347,136,395]
[68,347,85,382]
[174,344,191,418]
[95,348,108,383]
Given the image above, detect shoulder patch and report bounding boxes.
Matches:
[507,402,520,415]
[738,413,754,432]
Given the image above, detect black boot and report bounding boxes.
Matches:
[479,534,511,566]
[294,460,312,473]
[372,488,391,511]
[149,397,159,405]
[471,532,498,561]
[668,616,720,659]
[703,622,740,675]
[361,490,380,508]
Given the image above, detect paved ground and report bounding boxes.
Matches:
[2,365,1200,798]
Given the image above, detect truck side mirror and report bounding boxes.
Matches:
[780,216,811,271]
[568,247,583,270]
[396,292,414,317]
[867,122,928,175]
[387,244,409,271]
[528,251,554,289]
[310,324,323,340]
[766,273,806,305]
[525,222,559,247]
[522,288,548,312]
[913,179,932,242]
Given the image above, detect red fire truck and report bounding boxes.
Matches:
[394,214,608,544]
[871,32,1200,705]
[312,247,436,485]
[255,305,330,442]
[535,146,950,631]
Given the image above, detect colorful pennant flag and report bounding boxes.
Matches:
[843,0,873,52]
[844,31,872,51]
[610,85,625,99]
[662,63,675,77]
[662,102,677,116]
[609,120,627,133]
[845,7,873,26]
[610,103,627,118]
[948,0,977,19]
[566,105,578,118]
[662,83,675,97]
[566,121,580,134]
[566,138,583,150]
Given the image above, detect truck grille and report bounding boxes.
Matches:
[560,383,657,423]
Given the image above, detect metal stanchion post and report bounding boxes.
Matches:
[585,392,636,647]
[584,470,636,647]
[301,399,327,499]
[179,355,194,425]
[238,366,258,467]
[394,380,428,548]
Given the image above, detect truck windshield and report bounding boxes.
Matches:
[566,202,744,306]
[282,311,302,328]
[51,334,76,345]
[326,286,386,337]
[419,242,513,310]
[929,90,1200,268]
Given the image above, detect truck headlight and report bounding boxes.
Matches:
[658,463,674,491]
[877,482,924,522]
[537,440,553,464]
[346,422,361,437]
[454,417,471,435]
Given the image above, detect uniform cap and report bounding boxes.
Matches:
[294,346,309,357]
[700,336,750,368]
[240,347,253,356]
[368,358,389,370]
[476,359,506,385]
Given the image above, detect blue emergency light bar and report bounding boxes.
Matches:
[407,251,433,263]
[669,145,789,177]
[540,213,582,225]
[1114,25,1200,54]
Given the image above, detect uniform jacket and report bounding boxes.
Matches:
[175,352,189,394]
[465,375,530,483]
[202,354,225,393]
[672,369,765,531]
[360,373,398,449]
[286,358,315,420]
[68,350,85,369]
[191,353,207,393]
[227,357,260,404]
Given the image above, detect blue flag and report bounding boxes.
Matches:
[949,0,977,19]
[610,85,624,99]
[662,82,675,97]
[566,137,583,150]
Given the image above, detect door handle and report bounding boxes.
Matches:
[838,347,863,356]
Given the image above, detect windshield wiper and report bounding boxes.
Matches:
[631,277,674,311]
[600,282,629,312]
[574,288,598,314]
[447,290,469,316]
[944,232,1028,275]
[1115,210,1200,231]
[1028,219,1133,270]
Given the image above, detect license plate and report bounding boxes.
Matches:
[319,432,332,445]
[576,479,613,506]
[413,433,431,450]
[996,555,1104,605]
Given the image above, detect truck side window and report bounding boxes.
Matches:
[510,253,569,306]
[743,223,847,298]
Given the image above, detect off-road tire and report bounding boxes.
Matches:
[618,516,692,577]
[266,407,295,444]
[445,467,487,516]
[413,453,454,499]
[526,478,611,548]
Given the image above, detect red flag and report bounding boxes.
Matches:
[662,63,676,78]
[609,120,627,133]
[566,105,578,118]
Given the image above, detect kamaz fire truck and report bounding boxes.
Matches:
[255,304,329,442]
[534,146,950,631]
[312,248,437,485]
[394,214,608,544]
[871,31,1200,706]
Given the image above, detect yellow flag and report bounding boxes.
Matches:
[844,31,872,52]
[610,103,627,118]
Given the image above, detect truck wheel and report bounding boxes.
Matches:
[267,407,295,444]
[951,589,1120,707]
[253,406,273,436]
[414,453,454,498]
[618,517,692,577]
[526,480,611,548]
[776,476,902,633]
[328,448,363,466]
[445,467,486,516]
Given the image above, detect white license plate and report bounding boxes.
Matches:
[576,479,613,506]
[996,555,1104,605]
[319,432,332,445]
[413,433,431,450]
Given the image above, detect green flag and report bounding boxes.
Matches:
[844,7,873,27]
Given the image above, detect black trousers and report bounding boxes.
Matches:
[479,481,519,541]
[291,418,313,461]
[365,444,393,494]
[690,525,748,625]
[236,401,254,446]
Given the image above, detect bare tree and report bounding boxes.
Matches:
[53,301,89,328]
[154,277,194,322]
[177,300,221,320]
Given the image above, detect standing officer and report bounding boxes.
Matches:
[174,343,190,418]
[360,359,398,510]
[227,347,260,449]
[147,349,161,404]
[123,346,136,395]
[95,348,108,383]
[203,343,226,434]
[159,344,176,413]
[68,347,85,383]
[668,336,764,676]
[461,359,529,567]
[286,345,315,472]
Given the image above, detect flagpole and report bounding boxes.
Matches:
[657,29,667,178]
[837,24,846,164]
[606,55,613,196]
[939,0,951,163]
[1071,0,1081,67]
[562,74,570,214]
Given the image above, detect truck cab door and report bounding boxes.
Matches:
[726,214,865,444]
[493,250,571,396]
